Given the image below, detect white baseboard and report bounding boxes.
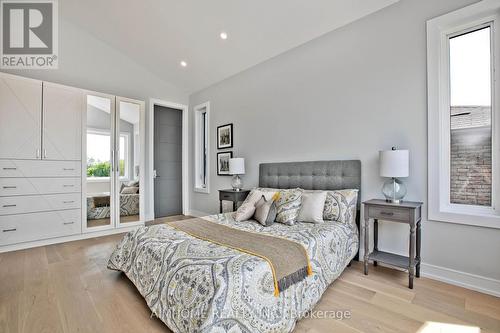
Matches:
[0,225,141,253]
[421,263,500,297]
[187,209,212,217]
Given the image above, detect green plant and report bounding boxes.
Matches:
[87,161,111,177]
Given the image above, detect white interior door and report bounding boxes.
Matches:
[83,92,116,232]
[115,97,145,227]
[42,82,83,161]
[0,73,42,160]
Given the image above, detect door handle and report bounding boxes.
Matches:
[63,184,74,187]
[3,228,16,232]
[36,149,40,159]
[63,168,75,171]
[2,167,17,170]
[63,221,75,225]
[2,204,17,207]
[43,149,47,159]
[63,200,75,204]
[2,186,17,189]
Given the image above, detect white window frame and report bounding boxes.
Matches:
[86,128,130,182]
[194,102,210,193]
[427,0,500,229]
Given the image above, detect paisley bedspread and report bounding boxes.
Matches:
[107,213,359,333]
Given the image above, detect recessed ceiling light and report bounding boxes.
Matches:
[220,32,228,40]
[180,61,187,67]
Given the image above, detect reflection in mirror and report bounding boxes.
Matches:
[118,100,141,224]
[86,95,113,228]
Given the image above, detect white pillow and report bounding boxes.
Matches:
[297,191,327,223]
[234,202,256,222]
[234,189,277,222]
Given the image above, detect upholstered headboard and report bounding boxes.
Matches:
[259,160,361,209]
[259,160,361,260]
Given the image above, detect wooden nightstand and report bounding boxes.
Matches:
[363,199,423,289]
[219,189,250,213]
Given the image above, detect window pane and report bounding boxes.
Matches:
[87,133,111,178]
[449,27,492,206]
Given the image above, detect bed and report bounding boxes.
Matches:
[108,160,361,333]
[87,191,140,220]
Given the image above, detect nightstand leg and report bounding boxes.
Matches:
[363,217,369,275]
[373,219,378,267]
[409,222,416,289]
[416,220,421,278]
[220,200,223,214]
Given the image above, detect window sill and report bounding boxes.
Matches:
[428,209,500,230]
[194,187,209,194]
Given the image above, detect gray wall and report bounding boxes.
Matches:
[189,0,500,282]
[1,18,187,219]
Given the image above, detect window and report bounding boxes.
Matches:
[427,1,500,228]
[194,102,210,193]
[87,129,129,180]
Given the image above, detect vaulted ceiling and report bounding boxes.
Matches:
[62,0,398,94]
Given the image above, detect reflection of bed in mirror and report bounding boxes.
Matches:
[86,180,140,227]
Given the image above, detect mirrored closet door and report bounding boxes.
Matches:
[84,93,144,231]
[115,97,145,227]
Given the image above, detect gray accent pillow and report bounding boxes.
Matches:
[254,196,277,226]
[121,186,139,194]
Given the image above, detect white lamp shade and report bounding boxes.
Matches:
[229,158,245,175]
[379,149,409,178]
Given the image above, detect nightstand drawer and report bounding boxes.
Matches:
[220,192,234,201]
[368,206,410,222]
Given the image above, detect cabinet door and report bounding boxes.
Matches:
[42,82,83,161]
[0,73,42,159]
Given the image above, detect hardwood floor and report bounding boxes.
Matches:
[1,222,499,333]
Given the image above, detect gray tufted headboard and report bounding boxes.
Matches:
[259,160,361,260]
[259,160,361,209]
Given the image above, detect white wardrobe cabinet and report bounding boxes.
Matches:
[42,83,84,161]
[0,74,42,160]
[0,73,83,249]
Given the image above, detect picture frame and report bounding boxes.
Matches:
[217,151,233,176]
[217,123,233,149]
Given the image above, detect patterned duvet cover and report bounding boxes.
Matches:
[108,213,358,333]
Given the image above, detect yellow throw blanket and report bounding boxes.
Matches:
[169,218,313,296]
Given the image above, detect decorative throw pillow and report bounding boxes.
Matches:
[234,202,256,222]
[297,191,327,223]
[121,186,139,194]
[323,189,359,224]
[274,188,303,225]
[254,195,278,226]
[127,180,140,187]
[241,188,277,206]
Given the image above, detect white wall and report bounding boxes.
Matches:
[1,18,188,219]
[189,0,500,294]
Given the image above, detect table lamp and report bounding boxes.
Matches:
[379,147,409,203]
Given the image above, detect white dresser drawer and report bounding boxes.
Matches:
[0,178,81,196]
[0,160,81,178]
[0,209,81,246]
[0,193,81,215]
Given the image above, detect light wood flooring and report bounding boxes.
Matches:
[1,219,499,333]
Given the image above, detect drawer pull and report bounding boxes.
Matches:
[2,186,17,189]
[2,204,17,207]
[3,228,16,232]
[63,185,74,187]
[63,200,75,204]
[2,167,17,170]
[63,168,75,171]
[380,211,394,216]
[63,221,75,225]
